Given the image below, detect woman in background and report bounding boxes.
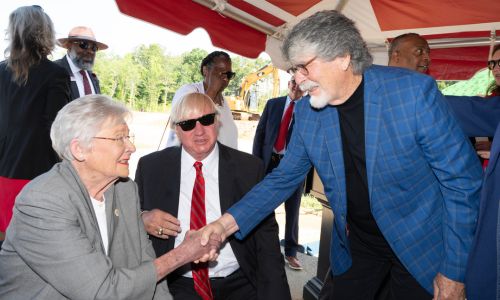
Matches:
[0,6,70,240]
[474,44,500,168]
[486,44,500,96]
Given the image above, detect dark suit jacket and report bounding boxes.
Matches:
[253,96,287,171]
[135,143,290,300]
[445,95,500,300]
[54,55,100,100]
[0,58,70,179]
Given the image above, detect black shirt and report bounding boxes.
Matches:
[336,78,392,253]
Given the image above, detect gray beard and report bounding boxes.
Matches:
[309,94,330,109]
[300,81,329,109]
[68,50,94,71]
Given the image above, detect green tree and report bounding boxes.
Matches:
[132,44,169,111]
[91,44,277,113]
[173,48,207,87]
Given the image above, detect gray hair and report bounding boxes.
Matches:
[169,93,219,129]
[51,95,131,160]
[282,10,372,75]
[5,6,56,85]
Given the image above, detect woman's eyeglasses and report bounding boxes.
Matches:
[175,113,216,131]
[73,41,98,52]
[92,134,135,145]
[488,59,500,70]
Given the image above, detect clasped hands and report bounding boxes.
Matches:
[142,209,228,263]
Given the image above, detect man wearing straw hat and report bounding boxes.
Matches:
[56,26,108,100]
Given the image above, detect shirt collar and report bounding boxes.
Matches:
[66,54,82,75]
[181,143,219,172]
[286,95,303,106]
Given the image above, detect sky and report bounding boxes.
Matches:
[1,0,247,59]
[1,0,286,90]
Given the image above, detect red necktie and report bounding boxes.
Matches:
[79,70,92,95]
[190,162,213,300]
[274,101,295,152]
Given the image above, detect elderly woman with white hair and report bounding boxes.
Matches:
[0,95,219,300]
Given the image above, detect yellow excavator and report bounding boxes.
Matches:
[228,64,280,120]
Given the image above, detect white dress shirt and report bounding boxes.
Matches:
[90,196,108,255]
[174,144,239,277]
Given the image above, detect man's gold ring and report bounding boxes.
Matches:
[158,227,164,235]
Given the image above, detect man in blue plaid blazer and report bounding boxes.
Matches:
[200,11,482,299]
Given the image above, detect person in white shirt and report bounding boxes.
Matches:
[166,51,238,149]
[136,93,290,300]
[55,26,107,100]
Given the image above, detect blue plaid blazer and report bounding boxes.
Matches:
[229,65,482,293]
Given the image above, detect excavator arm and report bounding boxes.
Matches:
[239,64,280,108]
[227,63,280,120]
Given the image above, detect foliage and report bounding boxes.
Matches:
[436,80,457,91]
[93,44,271,112]
[441,68,493,96]
[301,194,322,212]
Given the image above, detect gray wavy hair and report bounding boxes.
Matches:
[5,6,56,85]
[282,10,373,75]
[51,95,131,160]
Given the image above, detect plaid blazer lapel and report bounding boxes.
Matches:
[363,74,383,200]
[319,106,347,215]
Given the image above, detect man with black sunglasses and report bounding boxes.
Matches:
[166,51,238,149]
[56,26,107,100]
[136,93,290,300]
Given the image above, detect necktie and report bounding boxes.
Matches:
[190,162,213,300]
[79,70,92,95]
[274,101,295,152]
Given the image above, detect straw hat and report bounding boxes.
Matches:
[57,26,108,50]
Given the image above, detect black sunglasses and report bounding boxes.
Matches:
[221,71,236,80]
[488,59,500,70]
[175,113,216,131]
[73,41,98,52]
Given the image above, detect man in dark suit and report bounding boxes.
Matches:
[253,77,305,270]
[55,26,106,100]
[445,95,500,300]
[136,92,290,300]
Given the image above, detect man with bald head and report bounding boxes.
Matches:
[388,33,430,73]
[56,26,108,100]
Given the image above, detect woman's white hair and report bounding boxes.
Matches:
[50,95,130,160]
[169,92,219,129]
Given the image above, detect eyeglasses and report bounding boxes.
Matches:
[73,41,98,52]
[92,134,135,145]
[221,71,236,80]
[288,56,317,76]
[175,113,216,131]
[487,59,500,70]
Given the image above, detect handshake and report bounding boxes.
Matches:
[143,209,236,264]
